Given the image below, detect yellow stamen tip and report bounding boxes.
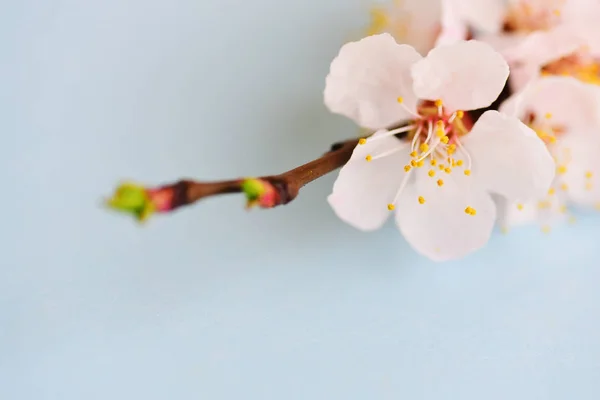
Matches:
[434,99,443,107]
[557,165,568,174]
[428,170,435,177]
[456,160,464,166]
[444,167,452,174]
[585,171,593,179]
[517,203,524,211]
[561,183,569,191]
[417,160,425,168]
[545,112,553,119]
[436,129,445,138]
[441,136,449,144]
[411,160,417,167]
[418,196,425,204]
[464,170,471,176]
[365,155,372,162]
[430,159,437,166]
[358,138,367,145]
[456,110,464,118]
[420,143,429,152]
[436,120,444,128]
[397,96,404,104]
[387,203,395,211]
[548,188,556,196]
[404,165,411,172]
[410,151,418,158]
[437,179,444,187]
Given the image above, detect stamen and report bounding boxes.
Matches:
[362,125,417,143]
[397,96,420,118]
[418,196,426,204]
[387,204,395,211]
[455,136,472,171]
[370,144,410,161]
[437,179,444,187]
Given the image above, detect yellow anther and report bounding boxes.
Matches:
[464,207,476,216]
[548,136,557,144]
[418,196,426,204]
[456,110,464,119]
[434,99,443,107]
[538,201,550,209]
[439,164,445,170]
[397,96,404,104]
[464,170,471,176]
[441,136,449,144]
[553,9,560,16]
[585,171,593,179]
[428,170,435,177]
[387,203,395,211]
[410,151,418,158]
[358,138,367,145]
[436,129,445,138]
[411,160,417,167]
[365,155,372,162]
[456,160,464,167]
[545,112,553,119]
[436,120,444,128]
[420,143,429,152]
[444,167,452,174]
[430,159,437,166]
[548,188,556,196]
[557,165,568,174]
[447,144,456,154]
[561,183,569,191]
[517,203,524,211]
[437,179,444,187]
[404,165,411,172]
[417,160,425,168]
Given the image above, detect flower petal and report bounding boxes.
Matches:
[452,0,505,34]
[328,130,411,231]
[395,167,496,262]
[435,0,469,47]
[411,40,509,111]
[463,110,555,200]
[500,76,600,132]
[324,33,422,130]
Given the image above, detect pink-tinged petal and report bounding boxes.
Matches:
[463,110,555,200]
[328,130,411,231]
[500,76,600,132]
[395,167,496,262]
[324,34,422,130]
[503,26,584,67]
[411,40,509,111]
[435,0,469,47]
[368,0,443,56]
[452,0,505,34]
[556,133,600,207]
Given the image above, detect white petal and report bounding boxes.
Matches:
[328,130,411,231]
[500,76,600,132]
[324,34,422,130]
[395,167,496,262]
[498,197,567,228]
[411,40,509,111]
[557,133,600,207]
[463,110,555,200]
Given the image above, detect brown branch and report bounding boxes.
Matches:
[105,137,359,222]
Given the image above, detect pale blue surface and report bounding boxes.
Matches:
[2,1,600,399]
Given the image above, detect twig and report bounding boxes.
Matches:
[105,138,359,222]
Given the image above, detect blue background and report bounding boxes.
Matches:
[3,0,600,398]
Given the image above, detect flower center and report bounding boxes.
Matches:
[503,0,564,33]
[542,55,600,85]
[359,99,477,215]
[518,111,594,228]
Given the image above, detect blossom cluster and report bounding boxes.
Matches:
[324,0,600,261]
